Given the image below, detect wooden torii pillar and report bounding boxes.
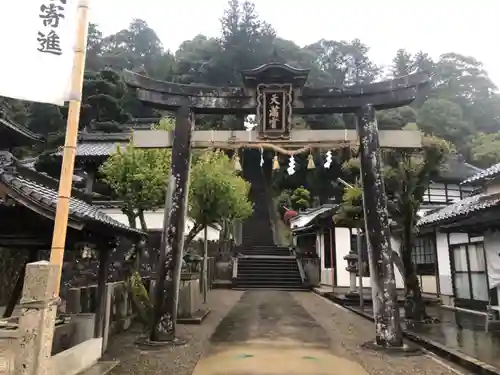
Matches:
[123,63,429,349]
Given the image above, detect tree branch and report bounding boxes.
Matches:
[184,222,203,247]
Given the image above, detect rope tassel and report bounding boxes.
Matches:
[233,151,242,172]
[272,154,280,171]
[307,154,315,170]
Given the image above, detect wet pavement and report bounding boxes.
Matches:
[193,291,368,375]
[192,291,463,375]
[351,304,500,371]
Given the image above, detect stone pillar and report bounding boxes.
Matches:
[14,261,59,375]
[94,242,112,339]
[356,104,403,348]
[150,105,194,343]
[84,171,95,194]
[0,330,17,375]
[65,288,81,314]
[233,219,243,247]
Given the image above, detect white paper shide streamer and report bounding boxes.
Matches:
[0,0,82,106]
[287,155,296,175]
[324,150,333,168]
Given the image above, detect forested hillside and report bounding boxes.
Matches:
[2,0,499,166]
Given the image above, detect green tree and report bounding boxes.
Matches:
[26,103,65,136]
[189,149,253,238]
[290,186,311,211]
[85,23,104,72]
[469,132,500,167]
[218,0,276,84]
[173,35,225,85]
[336,130,452,322]
[81,69,132,129]
[189,149,252,300]
[417,98,471,152]
[98,118,174,328]
[304,38,380,86]
[99,144,171,230]
[377,106,418,129]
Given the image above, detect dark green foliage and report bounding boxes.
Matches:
[290,186,311,211]
[1,0,498,169]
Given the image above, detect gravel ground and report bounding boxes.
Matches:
[292,292,470,375]
[102,290,244,375]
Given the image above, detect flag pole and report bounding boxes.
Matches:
[49,0,90,295]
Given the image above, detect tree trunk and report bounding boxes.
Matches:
[126,211,136,229]
[401,223,429,322]
[138,209,148,231]
[3,250,37,318]
[202,226,208,304]
[184,222,203,247]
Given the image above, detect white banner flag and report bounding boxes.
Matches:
[0,0,84,106]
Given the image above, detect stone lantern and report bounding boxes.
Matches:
[343,251,359,298]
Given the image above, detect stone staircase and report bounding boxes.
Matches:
[234,151,306,290]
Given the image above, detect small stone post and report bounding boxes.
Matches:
[356,104,403,348]
[14,261,59,375]
[343,252,358,298]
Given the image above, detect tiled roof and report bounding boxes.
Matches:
[417,193,500,227]
[55,142,127,157]
[79,132,132,142]
[52,131,131,157]
[0,169,144,237]
[92,118,160,129]
[461,162,500,186]
[19,157,37,170]
[0,112,43,147]
[290,205,337,231]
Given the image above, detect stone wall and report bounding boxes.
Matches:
[0,261,216,375]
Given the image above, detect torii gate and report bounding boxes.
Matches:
[123,63,429,347]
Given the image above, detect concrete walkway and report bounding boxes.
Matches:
[192,291,465,375]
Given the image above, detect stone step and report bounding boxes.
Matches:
[236,279,302,287]
[233,286,309,291]
[239,252,291,256]
[238,265,299,275]
[237,264,299,269]
[238,261,298,265]
[235,283,305,289]
[237,275,302,281]
[239,258,297,261]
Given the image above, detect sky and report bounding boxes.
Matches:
[89,0,500,87]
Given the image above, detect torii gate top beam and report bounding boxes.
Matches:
[122,66,429,115]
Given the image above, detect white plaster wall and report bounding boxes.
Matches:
[436,232,452,295]
[317,231,334,286]
[449,232,470,245]
[319,227,404,289]
[101,209,221,241]
[421,275,438,294]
